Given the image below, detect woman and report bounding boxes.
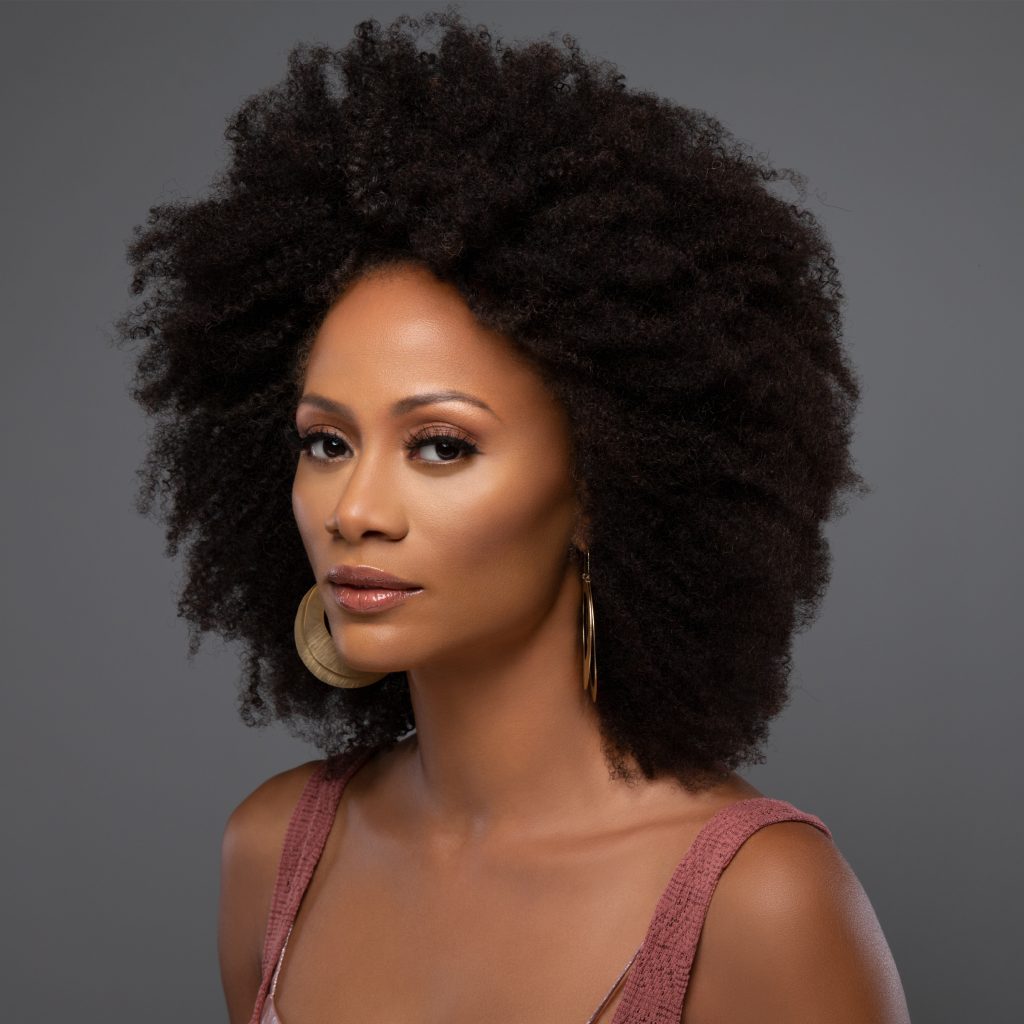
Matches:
[116,7,911,1023]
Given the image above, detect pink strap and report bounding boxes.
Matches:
[610,797,834,1024]
[248,745,380,1024]
[247,755,831,1024]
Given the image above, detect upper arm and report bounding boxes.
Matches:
[685,821,912,1024]
[217,760,323,1024]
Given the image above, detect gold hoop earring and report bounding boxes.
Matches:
[580,549,598,703]
[294,584,389,689]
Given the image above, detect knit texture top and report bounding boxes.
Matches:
[247,744,833,1024]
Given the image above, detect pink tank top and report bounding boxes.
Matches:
[248,744,833,1024]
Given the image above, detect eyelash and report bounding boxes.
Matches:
[284,423,480,466]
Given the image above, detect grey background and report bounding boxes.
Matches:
[1,1,1019,1020]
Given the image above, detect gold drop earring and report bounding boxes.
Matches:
[293,583,389,688]
[580,549,598,703]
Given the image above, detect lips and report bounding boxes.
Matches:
[326,564,421,589]
[330,584,422,614]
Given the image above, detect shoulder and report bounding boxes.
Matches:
[222,757,326,863]
[217,758,324,1023]
[220,757,326,927]
[683,809,911,1024]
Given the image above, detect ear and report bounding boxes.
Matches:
[571,510,592,553]
[571,477,592,552]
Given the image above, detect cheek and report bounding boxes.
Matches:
[291,470,319,556]
[421,456,575,599]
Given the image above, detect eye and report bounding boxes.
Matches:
[403,426,480,465]
[284,423,351,463]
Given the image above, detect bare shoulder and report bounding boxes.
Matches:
[217,758,324,1024]
[223,757,325,857]
[683,815,912,1024]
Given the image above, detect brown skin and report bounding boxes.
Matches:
[218,263,911,1023]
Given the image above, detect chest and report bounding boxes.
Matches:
[271,819,712,1024]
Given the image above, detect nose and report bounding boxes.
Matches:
[326,443,406,542]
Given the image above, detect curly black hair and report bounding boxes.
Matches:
[112,4,869,791]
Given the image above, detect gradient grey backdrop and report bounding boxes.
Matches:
[2,1,1020,1020]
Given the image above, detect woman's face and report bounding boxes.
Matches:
[291,262,584,678]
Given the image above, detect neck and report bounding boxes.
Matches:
[395,562,655,847]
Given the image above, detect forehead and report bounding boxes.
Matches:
[303,265,554,412]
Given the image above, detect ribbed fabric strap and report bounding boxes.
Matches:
[247,756,832,1024]
[609,797,834,1024]
[248,745,380,1024]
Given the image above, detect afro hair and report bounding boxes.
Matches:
[113,4,869,791]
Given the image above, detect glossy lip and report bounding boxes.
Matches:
[326,564,421,589]
[330,583,422,614]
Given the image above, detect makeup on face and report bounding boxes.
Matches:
[289,264,581,671]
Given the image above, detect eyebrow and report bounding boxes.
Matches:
[297,389,501,422]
